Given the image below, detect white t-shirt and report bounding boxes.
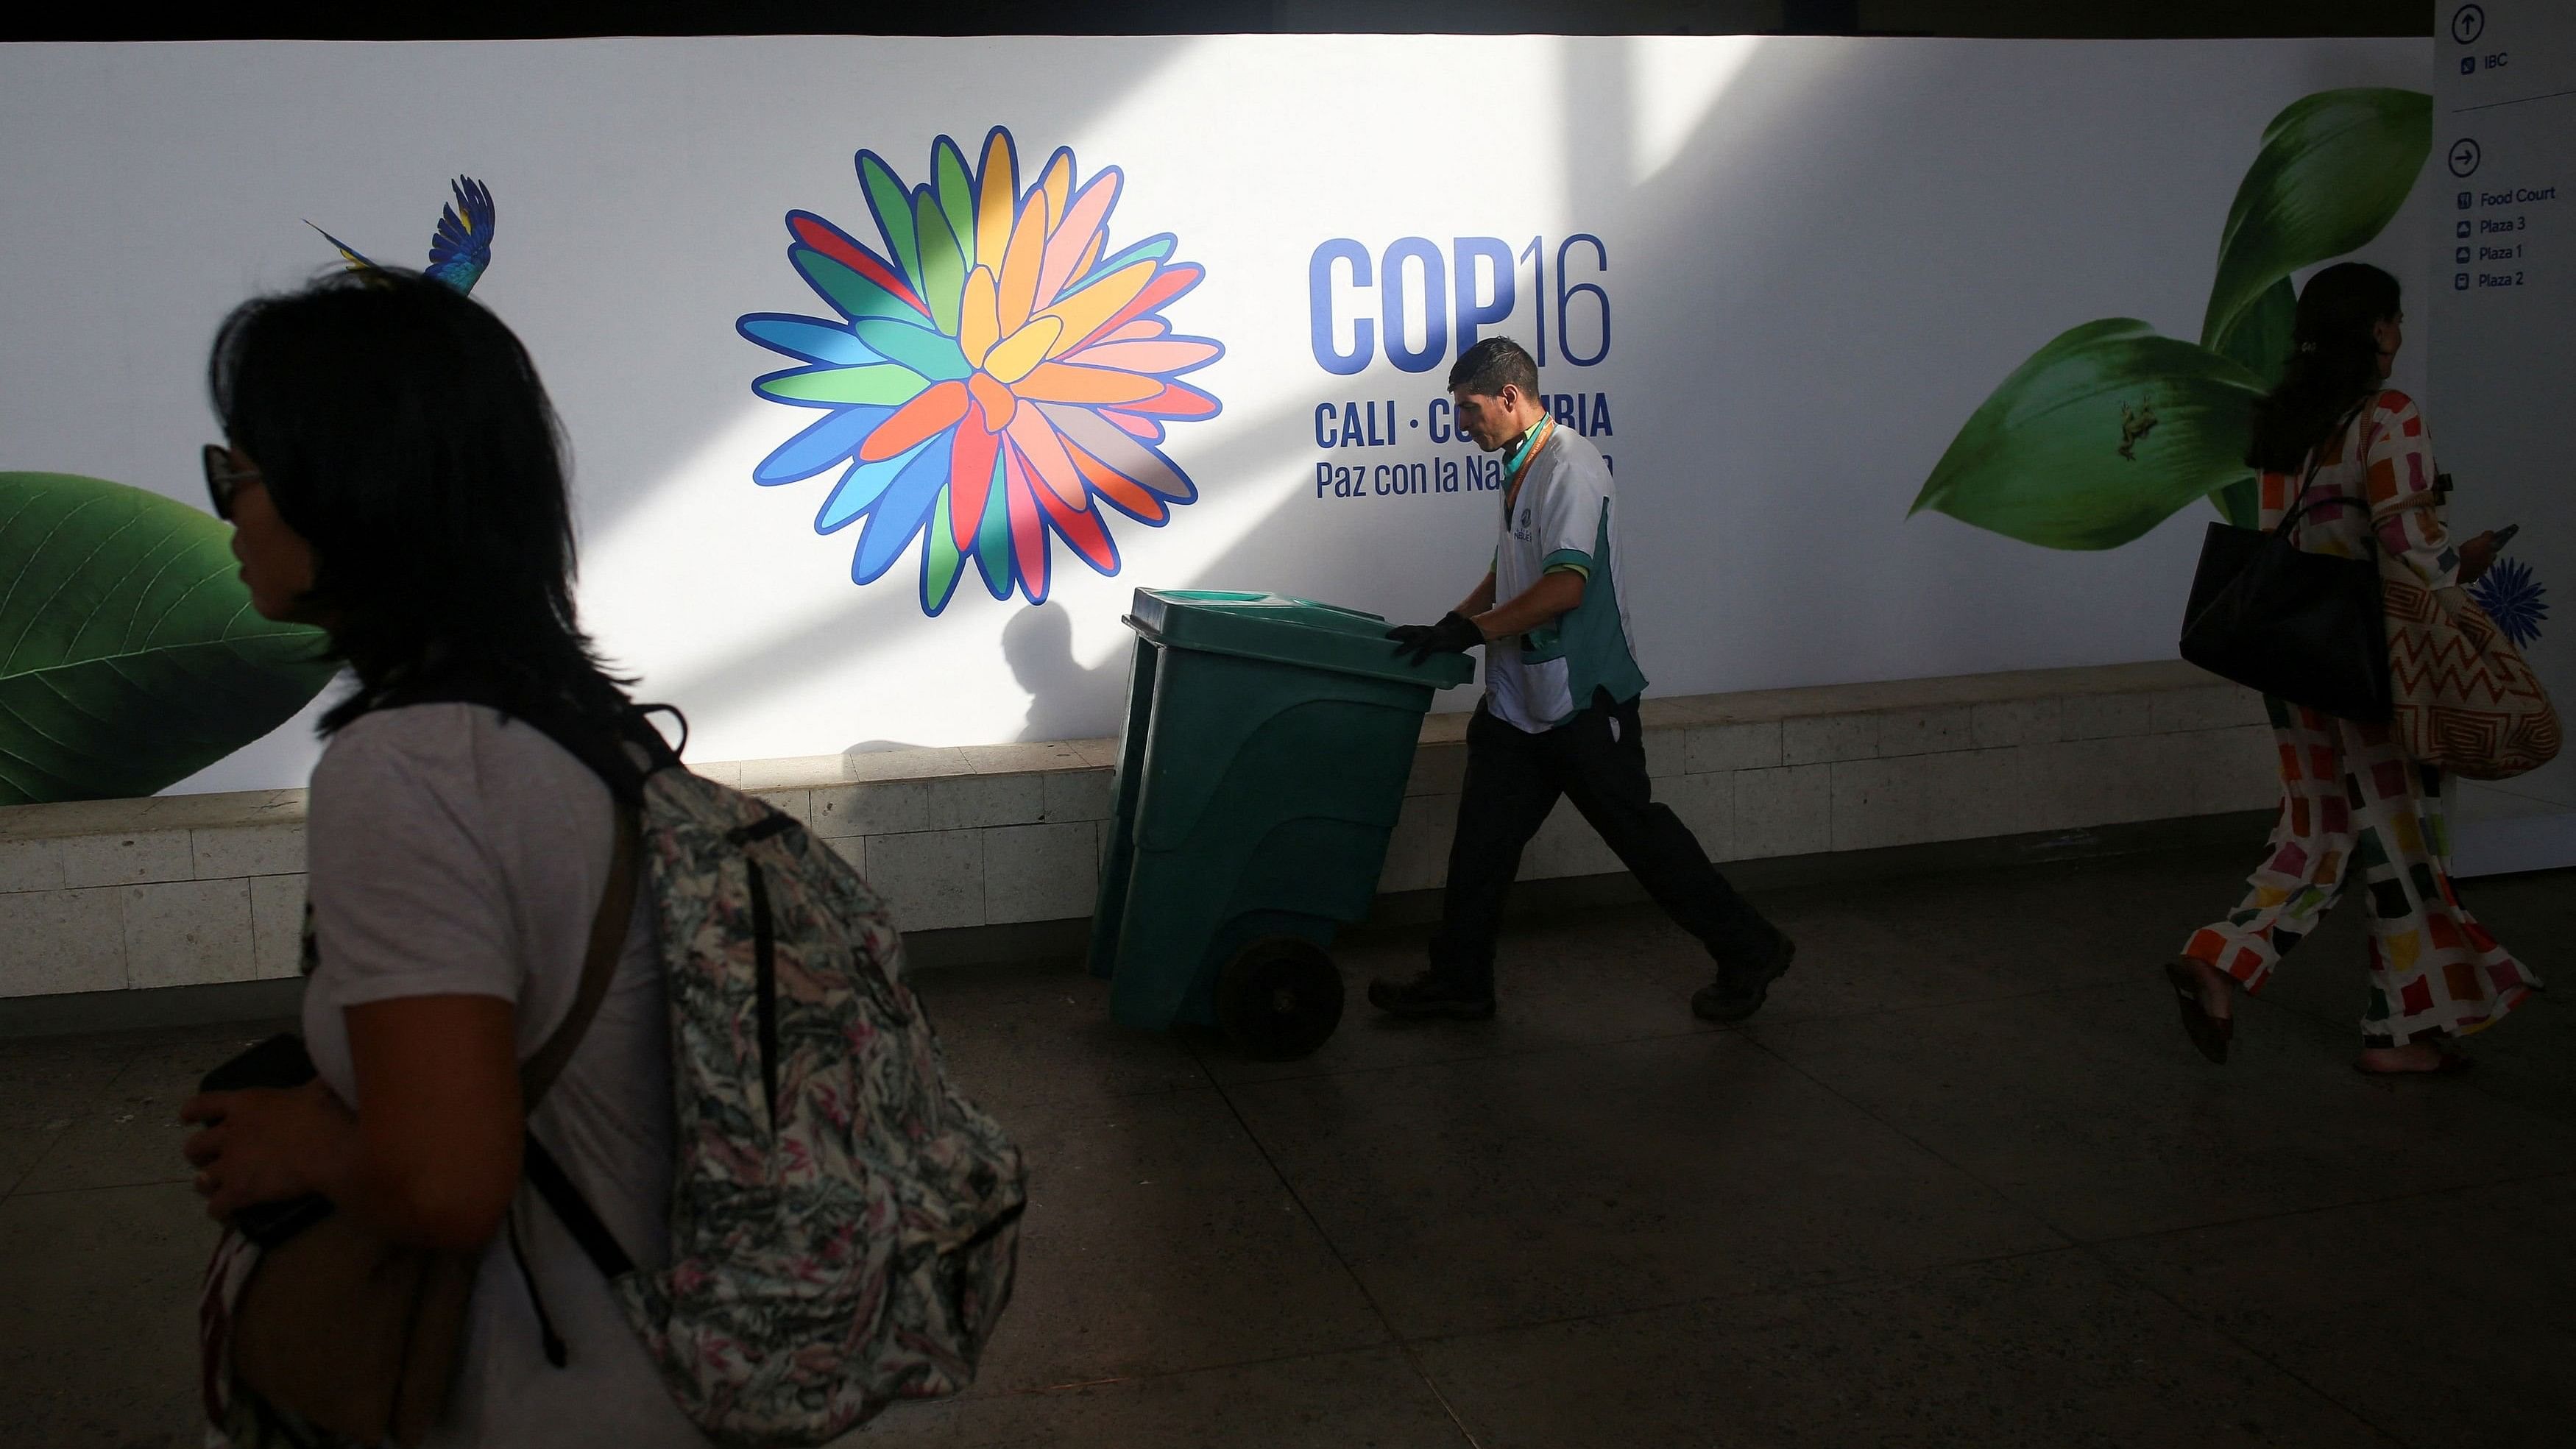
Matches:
[302,704,706,1449]
[1485,425,1648,732]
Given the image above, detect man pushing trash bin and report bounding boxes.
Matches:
[1378,336,1794,1023]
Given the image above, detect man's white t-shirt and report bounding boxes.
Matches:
[1484,424,1648,733]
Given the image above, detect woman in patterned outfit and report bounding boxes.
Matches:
[2165,263,2533,1074]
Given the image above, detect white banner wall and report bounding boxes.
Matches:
[0,35,2432,794]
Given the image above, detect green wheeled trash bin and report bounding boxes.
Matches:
[1088,589,1476,1059]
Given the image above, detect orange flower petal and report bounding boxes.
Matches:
[1063,434,1166,522]
[1014,361,1163,405]
[859,378,969,461]
[969,371,1018,433]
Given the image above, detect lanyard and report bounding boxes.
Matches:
[1501,416,1556,517]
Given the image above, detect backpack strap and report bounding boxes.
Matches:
[506,802,645,1364]
[520,802,640,1108]
[523,1138,636,1279]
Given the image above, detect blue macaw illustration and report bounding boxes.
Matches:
[306,176,496,294]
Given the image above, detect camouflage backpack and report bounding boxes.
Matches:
[524,706,1027,1445]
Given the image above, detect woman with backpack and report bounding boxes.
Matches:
[177,269,706,1447]
[2162,261,2537,1074]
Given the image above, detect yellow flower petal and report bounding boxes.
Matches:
[975,131,1016,272]
[958,266,1001,369]
[984,315,1063,386]
[1038,261,1155,358]
[998,196,1048,336]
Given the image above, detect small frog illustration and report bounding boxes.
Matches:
[2117,401,2159,461]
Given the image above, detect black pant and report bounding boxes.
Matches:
[1429,692,1778,988]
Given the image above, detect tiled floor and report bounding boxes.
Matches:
[4,850,2572,1448]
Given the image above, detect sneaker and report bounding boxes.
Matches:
[1367,968,1496,1021]
[1691,933,1797,1023]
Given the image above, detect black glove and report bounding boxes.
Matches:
[1386,611,1484,665]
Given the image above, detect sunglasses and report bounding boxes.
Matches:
[202,444,260,521]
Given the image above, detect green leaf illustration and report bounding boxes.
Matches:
[1910,319,2266,550]
[0,472,339,804]
[2201,87,2431,361]
[1911,87,2430,550]
[2197,89,2427,530]
[2202,277,2296,526]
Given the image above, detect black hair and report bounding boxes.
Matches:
[1446,336,1540,400]
[2245,261,2401,474]
[208,268,626,734]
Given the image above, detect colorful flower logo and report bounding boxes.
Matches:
[2470,556,2549,648]
[738,127,1222,614]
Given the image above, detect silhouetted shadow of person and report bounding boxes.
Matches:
[1004,603,1120,743]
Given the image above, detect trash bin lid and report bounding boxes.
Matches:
[1126,589,1475,688]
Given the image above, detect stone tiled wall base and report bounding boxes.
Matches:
[0,662,2278,999]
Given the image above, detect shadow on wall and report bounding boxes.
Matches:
[827,602,1121,757]
[1005,602,1121,743]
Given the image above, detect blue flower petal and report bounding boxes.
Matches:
[739,313,883,366]
[756,407,890,485]
[815,436,932,534]
[852,433,955,584]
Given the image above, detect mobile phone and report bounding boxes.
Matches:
[2490,523,2521,550]
[198,1032,316,1095]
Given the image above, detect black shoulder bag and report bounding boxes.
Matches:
[2178,409,2392,723]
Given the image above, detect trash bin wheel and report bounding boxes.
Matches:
[1216,935,1343,1060]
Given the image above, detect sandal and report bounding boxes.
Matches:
[2163,956,2232,1065]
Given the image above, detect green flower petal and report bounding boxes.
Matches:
[757,364,933,406]
[915,188,967,337]
[860,152,924,292]
[852,316,972,382]
[974,448,1012,598]
[933,137,977,273]
[924,489,965,614]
